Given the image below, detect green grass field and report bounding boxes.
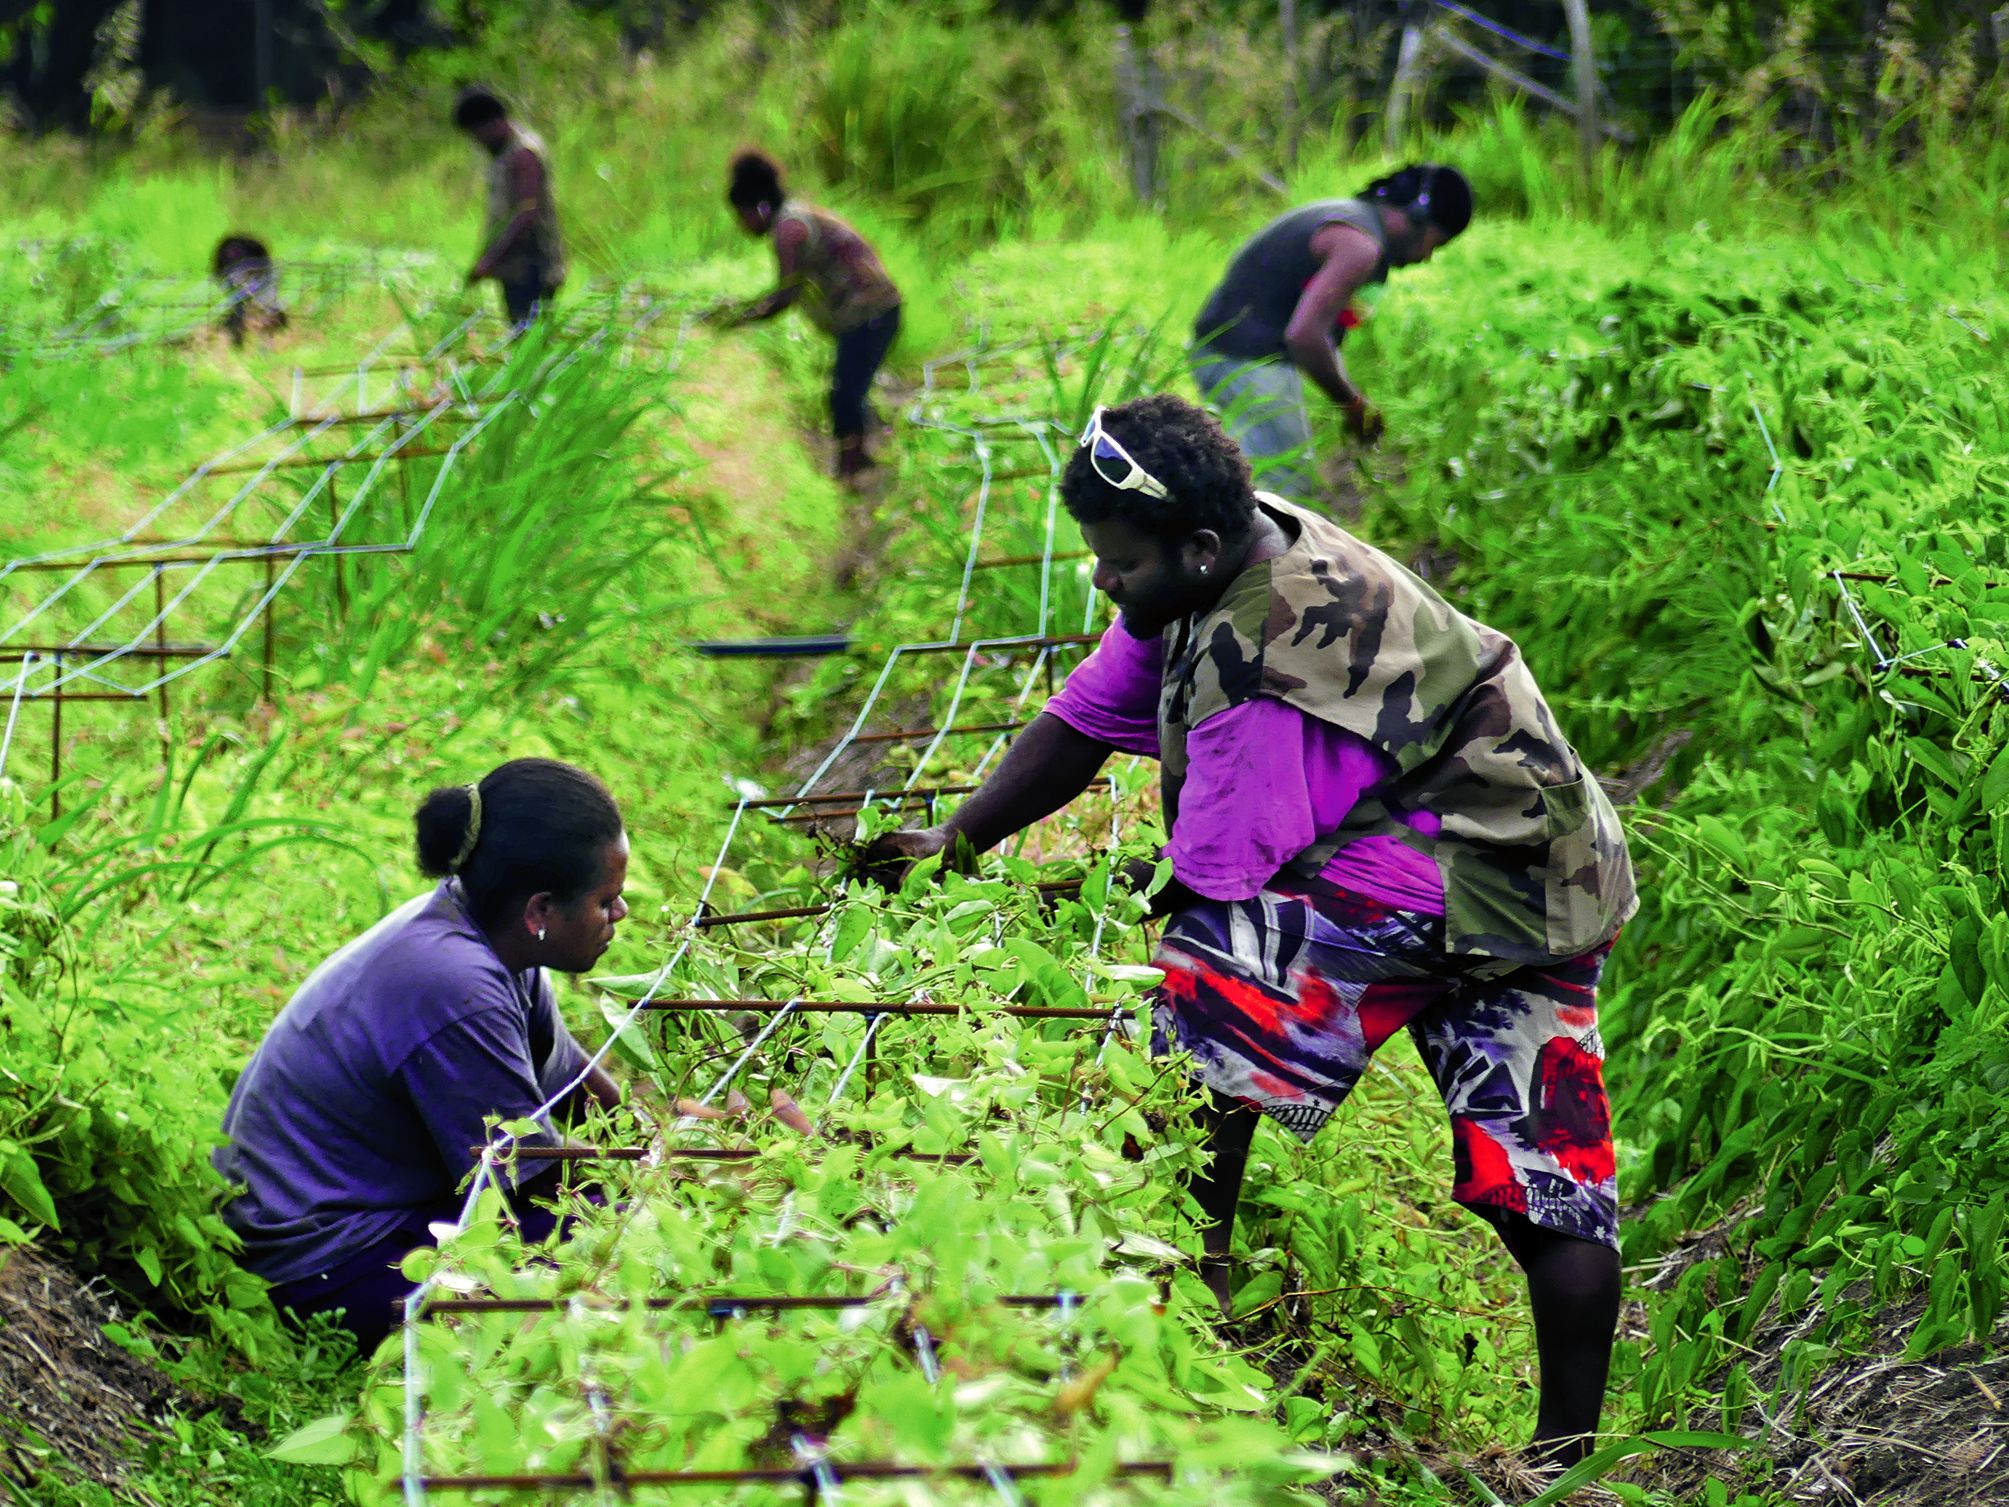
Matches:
[2,8,2006,1505]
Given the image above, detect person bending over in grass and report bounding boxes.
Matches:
[718,149,903,487]
[867,396,1633,1464]
[454,86,567,328]
[211,233,287,346]
[1192,162,1471,505]
[215,758,628,1355]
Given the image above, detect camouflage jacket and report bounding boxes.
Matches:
[1159,496,1636,963]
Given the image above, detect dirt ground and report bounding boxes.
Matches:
[0,1246,181,1494]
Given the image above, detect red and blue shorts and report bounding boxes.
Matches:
[1151,875,1619,1249]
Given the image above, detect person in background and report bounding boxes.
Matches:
[718,149,903,487]
[454,87,567,327]
[867,395,1632,1466]
[211,232,287,346]
[215,758,629,1354]
[1192,163,1472,504]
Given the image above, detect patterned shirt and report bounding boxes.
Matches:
[773,201,901,335]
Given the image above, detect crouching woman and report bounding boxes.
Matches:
[214,757,629,1353]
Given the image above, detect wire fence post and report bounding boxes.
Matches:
[1386,22,1429,151]
[261,552,277,703]
[1560,0,1601,185]
[48,651,62,821]
[1114,22,1162,205]
[153,564,170,771]
[327,468,348,621]
[1280,0,1304,166]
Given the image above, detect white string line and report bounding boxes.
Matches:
[27,400,518,698]
[696,998,802,1109]
[0,654,34,779]
[948,436,993,644]
[790,326,1117,806]
[815,1011,885,1132]
[969,650,1057,784]
[12,294,686,702]
[1746,385,1787,527]
[397,321,1120,1494]
[1032,426,1063,638]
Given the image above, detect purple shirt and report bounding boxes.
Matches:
[214,881,589,1285]
[1045,620,1445,910]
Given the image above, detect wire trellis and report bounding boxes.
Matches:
[398,324,1186,1501]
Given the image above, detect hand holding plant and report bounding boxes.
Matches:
[1343,392,1384,444]
[854,824,956,889]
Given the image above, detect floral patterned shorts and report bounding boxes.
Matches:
[1151,874,1619,1249]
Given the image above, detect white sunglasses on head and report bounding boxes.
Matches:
[1078,406,1169,500]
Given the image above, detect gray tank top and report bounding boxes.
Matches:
[1193,198,1390,362]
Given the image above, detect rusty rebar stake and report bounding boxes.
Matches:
[864,632,1097,660]
[488,1146,977,1168]
[417,1460,1173,1492]
[847,719,1026,747]
[693,879,1084,930]
[971,550,1090,571]
[413,1292,1087,1318]
[637,999,1119,1020]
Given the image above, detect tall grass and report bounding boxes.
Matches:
[307,324,681,703]
[7,3,2001,317]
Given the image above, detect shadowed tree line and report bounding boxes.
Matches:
[1,1,2000,135]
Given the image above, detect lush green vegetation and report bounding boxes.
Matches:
[1,5,2004,1505]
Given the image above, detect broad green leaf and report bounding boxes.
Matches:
[267,1413,359,1466]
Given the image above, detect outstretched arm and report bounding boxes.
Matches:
[1282,222,1383,433]
[863,712,1116,876]
[734,217,808,323]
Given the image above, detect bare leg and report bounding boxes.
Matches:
[1492,1213,1621,1464]
[1190,1090,1259,1309]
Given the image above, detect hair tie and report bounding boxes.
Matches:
[451,783,482,873]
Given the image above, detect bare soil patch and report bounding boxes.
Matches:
[0,1246,184,1492]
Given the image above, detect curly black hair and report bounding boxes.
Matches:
[452,86,508,130]
[1359,162,1473,239]
[728,150,785,212]
[211,233,270,279]
[1060,394,1256,542]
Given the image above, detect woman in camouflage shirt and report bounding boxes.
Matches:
[871,395,1633,1466]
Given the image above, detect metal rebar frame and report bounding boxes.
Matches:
[415,1291,1092,1318]
[4,253,434,362]
[495,1145,979,1168]
[693,878,1084,929]
[0,285,695,790]
[417,1459,1174,1492]
[635,998,1119,1020]
[400,326,1169,1502]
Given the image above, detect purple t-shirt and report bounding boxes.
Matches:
[1045,620,1445,910]
[214,881,590,1285]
